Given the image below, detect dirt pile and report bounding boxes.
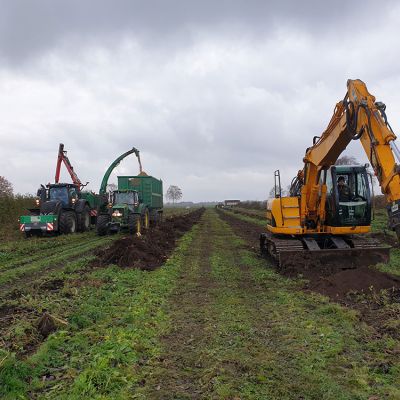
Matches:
[308,267,400,301]
[95,208,205,270]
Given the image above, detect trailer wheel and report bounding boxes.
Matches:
[96,214,110,236]
[128,213,141,235]
[150,210,163,226]
[77,205,91,232]
[60,211,77,234]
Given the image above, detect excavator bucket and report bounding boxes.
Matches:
[260,233,390,275]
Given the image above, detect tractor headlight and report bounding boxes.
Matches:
[112,211,123,217]
[71,198,76,204]
[35,198,40,206]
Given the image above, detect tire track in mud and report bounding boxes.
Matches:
[0,235,103,273]
[0,236,114,291]
[136,210,288,398]
[137,214,217,398]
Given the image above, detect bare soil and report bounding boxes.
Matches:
[94,208,205,270]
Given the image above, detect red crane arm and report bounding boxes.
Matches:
[54,143,84,188]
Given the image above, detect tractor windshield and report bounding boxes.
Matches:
[114,192,136,205]
[49,186,69,206]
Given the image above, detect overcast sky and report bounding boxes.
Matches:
[1,0,400,201]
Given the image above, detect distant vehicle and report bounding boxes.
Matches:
[224,199,240,209]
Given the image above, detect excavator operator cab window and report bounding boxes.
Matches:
[325,167,371,227]
[337,171,369,225]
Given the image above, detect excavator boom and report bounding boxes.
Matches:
[301,79,400,236]
[261,79,397,271]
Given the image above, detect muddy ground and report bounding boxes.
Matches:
[94,208,205,269]
[218,209,400,338]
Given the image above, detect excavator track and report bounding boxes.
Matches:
[260,232,390,275]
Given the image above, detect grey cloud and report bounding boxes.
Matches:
[0,0,389,64]
[1,1,400,201]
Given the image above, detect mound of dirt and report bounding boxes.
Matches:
[308,267,400,301]
[94,208,205,270]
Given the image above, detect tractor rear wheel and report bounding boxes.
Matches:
[96,214,111,236]
[60,211,77,234]
[128,213,141,235]
[77,205,91,232]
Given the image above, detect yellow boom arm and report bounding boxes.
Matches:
[300,79,400,234]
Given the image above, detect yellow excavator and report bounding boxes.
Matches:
[260,79,400,271]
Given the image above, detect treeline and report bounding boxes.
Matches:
[0,195,33,240]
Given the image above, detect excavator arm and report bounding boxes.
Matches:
[99,147,142,195]
[55,143,86,189]
[300,79,400,235]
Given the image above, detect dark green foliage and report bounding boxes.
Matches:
[0,195,33,240]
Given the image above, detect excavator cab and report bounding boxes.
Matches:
[324,165,372,227]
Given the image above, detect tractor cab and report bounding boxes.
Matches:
[37,183,81,208]
[110,190,139,219]
[112,190,139,208]
[324,165,372,227]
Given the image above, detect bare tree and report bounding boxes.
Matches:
[269,184,290,198]
[107,183,117,192]
[336,155,359,165]
[0,176,13,197]
[166,185,182,204]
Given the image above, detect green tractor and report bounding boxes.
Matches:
[20,144,99,237]
[20,183,99,237]
[96,147,163,236]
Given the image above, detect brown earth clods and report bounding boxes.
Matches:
[94,208,205,270]
[307,267,400,300]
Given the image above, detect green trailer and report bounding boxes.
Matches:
[96,147,164,236]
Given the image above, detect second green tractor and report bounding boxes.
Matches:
[96,147,163,236]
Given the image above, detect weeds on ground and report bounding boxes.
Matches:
[0,225,198,399]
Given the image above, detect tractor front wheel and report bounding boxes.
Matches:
[128,213,141,235]
[77,205,91,232]
[96,214,111,236]
[60,211,77,234]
